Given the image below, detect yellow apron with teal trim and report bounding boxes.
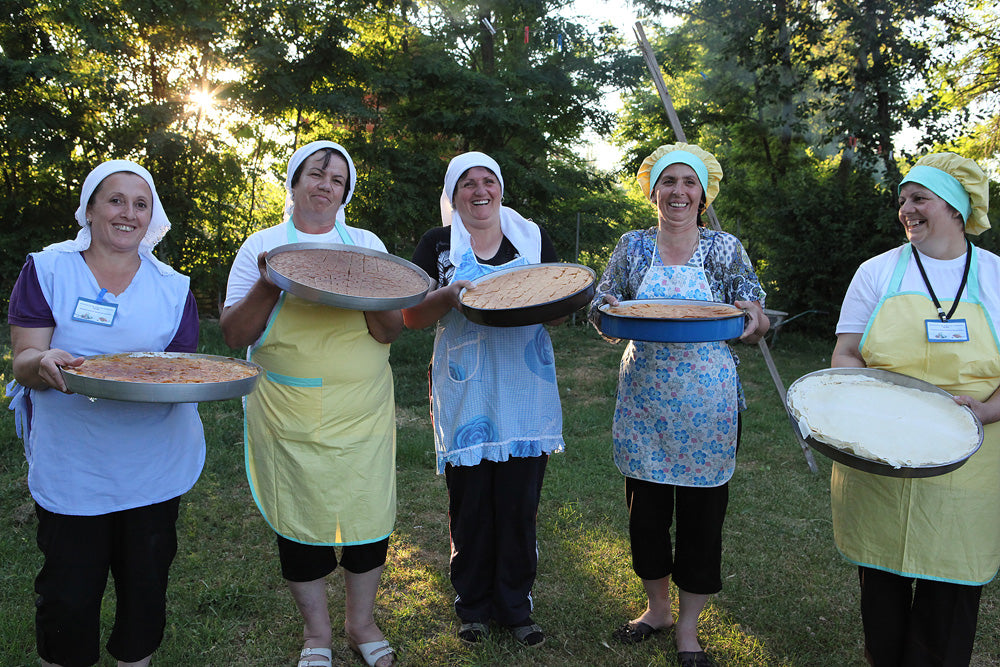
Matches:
[831,244,1000,584]
[245,221,395,545]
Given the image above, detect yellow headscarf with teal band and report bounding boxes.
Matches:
[637,142,723,209]
[899,152,990,236]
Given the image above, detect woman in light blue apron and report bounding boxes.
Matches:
[7,160,204,667]
[588,143,768,667]
[404,152,565,648]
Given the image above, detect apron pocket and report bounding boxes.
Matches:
[258,373,324,442]
[446,333,482,382]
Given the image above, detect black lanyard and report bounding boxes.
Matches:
[912,239,971,322]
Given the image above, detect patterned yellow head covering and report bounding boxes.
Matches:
[637,142,723,209]
[899,152,990,235]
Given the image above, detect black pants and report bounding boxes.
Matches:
[623,416,740,594]
[625,477,729,594]
[34,498,180,667]
[859,566,982,667]
[445,455,547,626]
[276,534,389,581]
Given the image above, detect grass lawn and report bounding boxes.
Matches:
[1,321,997,666]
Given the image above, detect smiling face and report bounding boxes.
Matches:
[453,166,502,229]
[85,172,152,254]
[652,163,703,230]
[290,150,350,231]
[898,182,965,253]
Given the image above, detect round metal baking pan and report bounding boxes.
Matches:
[786,367,983,478]
[598,299,746,342]
[265,243,431,311]
[458,263,596,327]
[60,352,262,403]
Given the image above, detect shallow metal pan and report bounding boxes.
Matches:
[459,263,596,327]
[598,298,746,342]
[265,243,431,311]
[60,352,262,403]
[786,367,983,478]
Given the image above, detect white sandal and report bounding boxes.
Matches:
[297,647,333,667]
[349,638,396,667]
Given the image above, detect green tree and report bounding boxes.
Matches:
[615,2,945,330]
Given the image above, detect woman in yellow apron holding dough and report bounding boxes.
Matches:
[221,142,401,667]
[831,153,1000,666]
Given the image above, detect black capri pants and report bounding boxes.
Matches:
[625,476,729,594]
[276,534,389,582]
[34,498,181,667]
[624,416,741,594]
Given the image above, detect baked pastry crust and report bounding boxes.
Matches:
[606,302,741,319]
[461,265,593,310]
[269,248,427,298]
[65,354,258,384]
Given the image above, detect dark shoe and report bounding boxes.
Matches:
[458,622,488,644]
[612,620,672,645]
[677,650,715,667]
[511,621,545,647]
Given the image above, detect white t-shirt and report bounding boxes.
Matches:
[224,220,388,309]
[837,244,1000,335]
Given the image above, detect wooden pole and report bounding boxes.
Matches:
[633,21,818,473]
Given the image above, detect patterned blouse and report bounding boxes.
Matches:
[588,226,767,410]
[588,226,765,325]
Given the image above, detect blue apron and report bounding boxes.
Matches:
[430,248,565,473]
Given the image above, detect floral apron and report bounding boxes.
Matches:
[613,248,739,487]
[244,222,395,545]
[832,244,1000,584]
[431,248,564,473]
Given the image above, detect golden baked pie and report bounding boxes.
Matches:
[64,354,258,384]
[269,248,427,298]
[606,302,742,319]
[461,265,593,310]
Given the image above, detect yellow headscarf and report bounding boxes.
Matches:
[637,142,723,209]
[899,152,990,236]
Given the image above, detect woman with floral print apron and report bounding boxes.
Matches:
[589,143,769,667]
[404,152,565,648]
[831,152,1000,666]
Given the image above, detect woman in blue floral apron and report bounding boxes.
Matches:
[588,143,768,667]
[404,152,565,648]
[831,152,1000,666]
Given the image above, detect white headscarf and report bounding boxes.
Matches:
[284,140,357,226]
[440,151,541,268]
[44,159,174,275]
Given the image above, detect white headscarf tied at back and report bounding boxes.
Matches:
[44,159,175,276]
[440,151,541,268]
[284,140,357,227]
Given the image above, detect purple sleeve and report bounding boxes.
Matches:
[165,291,200,353]
[7,256,56,328]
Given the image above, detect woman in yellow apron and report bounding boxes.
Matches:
[831,153,1000,666]
[221,142,401,667]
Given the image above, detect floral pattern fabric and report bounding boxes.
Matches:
[589,226,766,487]
[589,226,766,411]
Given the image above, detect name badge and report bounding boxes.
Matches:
[926,319,969,343]
[73,297,118,326]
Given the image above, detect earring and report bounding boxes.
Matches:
[86,218,92,224]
